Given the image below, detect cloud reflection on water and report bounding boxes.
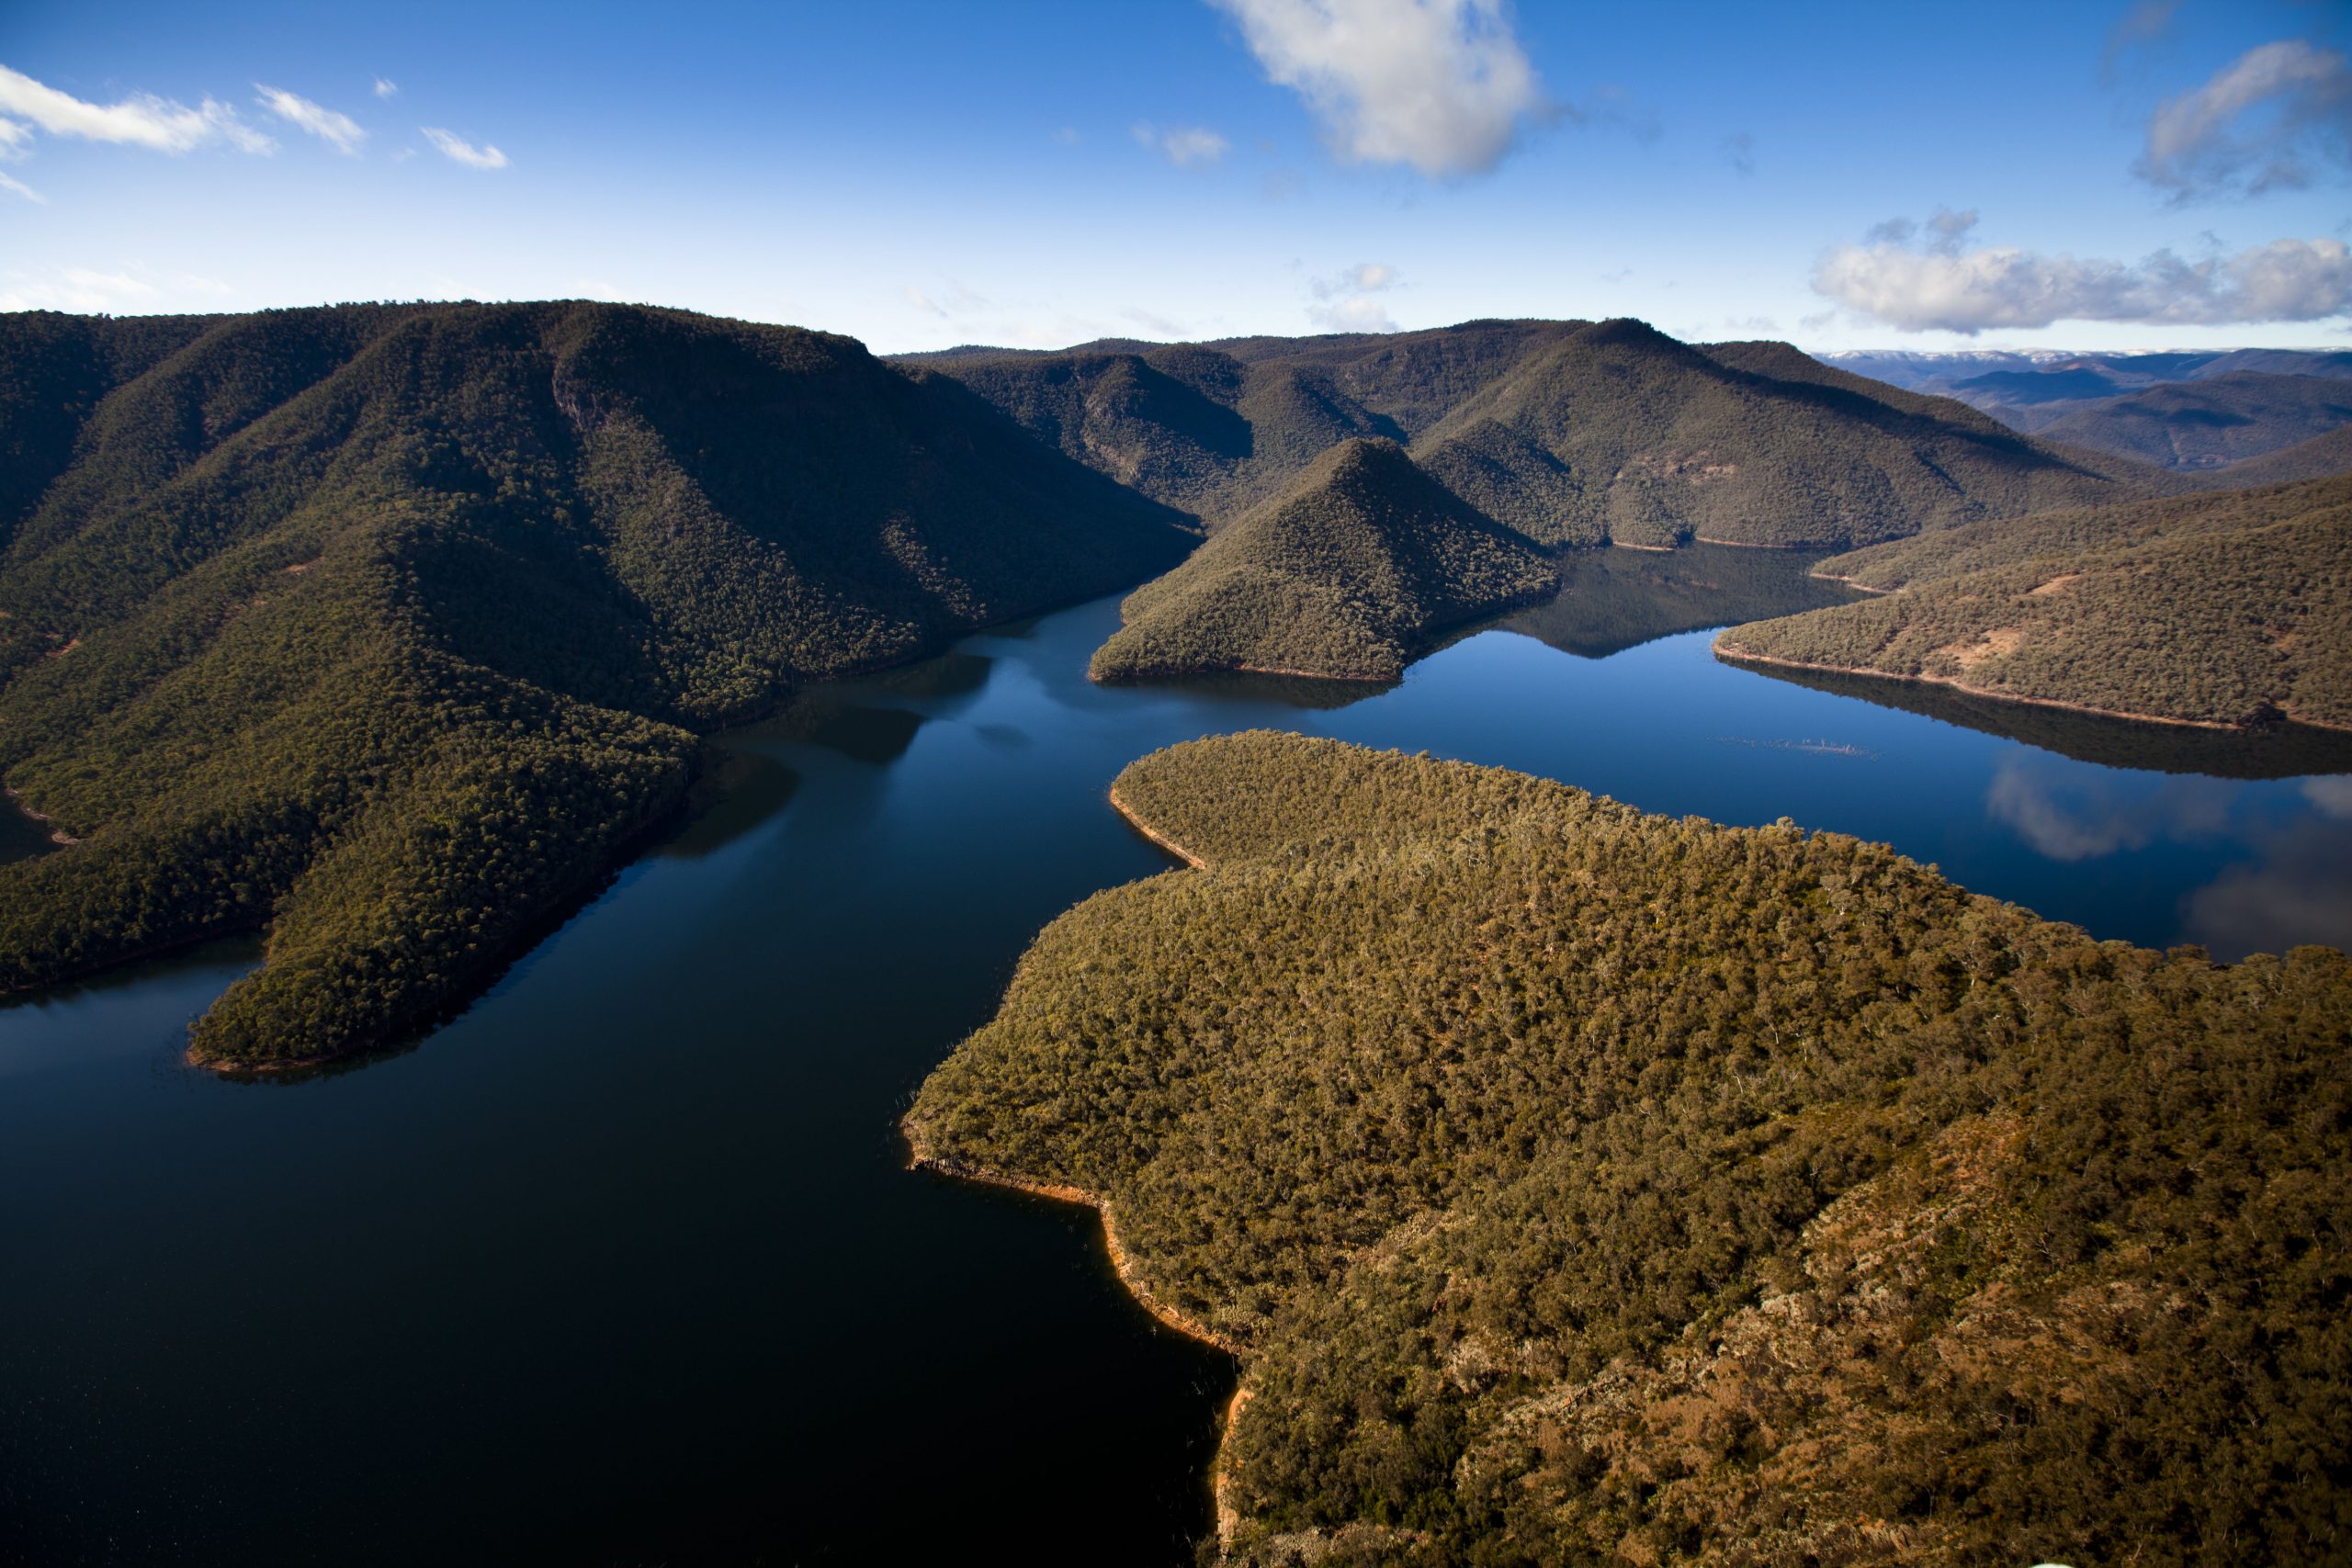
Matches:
[1984,752,2233,863]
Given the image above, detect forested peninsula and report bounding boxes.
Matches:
[0,302,1191,1066]
[907,731,2352,1565]
[1090,438,1556,682]
[1716,474,2352,730]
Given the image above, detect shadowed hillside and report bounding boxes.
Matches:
[2030,372,2352,468]
[913,320,2138,547]
[0,301,1192,1066]
[909,732,2352,1565]
[1090,437,1556,682]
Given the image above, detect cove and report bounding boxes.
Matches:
[4,545,2347,1564]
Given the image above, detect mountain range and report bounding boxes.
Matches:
[4,301,2347,1064]
[1820,347,2352,472]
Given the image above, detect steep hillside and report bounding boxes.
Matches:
[1090,438,1555,682]
[2182,423,2352,489]
[2030,372,2352,468]
[920,320,2132,546]
[1717,475,2352,729]
[1415,321,2129,548]
[0,302,1191,1066]
[1806,473,2352,592]
[909,732,2352,1565]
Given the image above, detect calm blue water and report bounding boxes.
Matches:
[4,548,2346,1564]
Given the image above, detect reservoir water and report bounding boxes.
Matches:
[6,546,2348,1563]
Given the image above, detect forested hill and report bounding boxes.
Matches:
[908,318,2143,547]
[1717,473,2352,730]
[908,732,2352,1565]
[1089,437,1556,682]
[0,301,1192,1066]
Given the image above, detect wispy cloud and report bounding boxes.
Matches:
[374,77,399,100]
[1131,121,1230,165]
[2101,0,2179,83]
[0,263,230,312]
[0,64,272,153]
[421,126,508,169]
[1814,216,2352,333]
[254,85,365,153]
[1307,259,1400,331]
[1212,0,1547,178]
[0,169,42,203]
[903,280,989,318]
[2136,38,2352,201]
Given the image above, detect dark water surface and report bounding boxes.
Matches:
[6,547,2348,1564]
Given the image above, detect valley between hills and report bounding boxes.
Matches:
[5,299,2350,1565]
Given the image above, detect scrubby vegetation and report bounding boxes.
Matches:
[2184,423,2352,490]
[2032,370,2352,470]
[0,301,1191,1065]
[908,731,2352,1565]
[917,320,2136,546]
[1090,439,1556,682]
[1719,474,2352,729]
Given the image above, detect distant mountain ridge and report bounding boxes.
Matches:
[1822,348,2352,474]
[909,318,2143,550]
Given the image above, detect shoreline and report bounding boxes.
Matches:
[3,784,83,847]
[1107,784,1210,869]
[912,786,1250,1547]
[1804,570,1894,594]
[1711,638,2345,733]
[903,1145,1255,1549]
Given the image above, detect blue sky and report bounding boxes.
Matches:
[2,0,2346,353]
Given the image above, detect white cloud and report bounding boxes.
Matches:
[2137,38,2352,200]
[0,265,157,311]
[1312,260,1397,295]
[1307,295,1399,331]
[374,77,399,100]
[1212,0,1546,178]
[1131,121,1230,165]
[421,126,508,169]
[1813,220,2352,333]
[0,117,28,158]
[0,64,272,153]
[0,169,41,202]
[904,280,989,318]
[1306,260,1401,331]
[254,85,365,153]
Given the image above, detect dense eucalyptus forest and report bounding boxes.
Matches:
[1090,438,1557,682]
[909,731,2352,1566]
[0,301,1190,1065]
